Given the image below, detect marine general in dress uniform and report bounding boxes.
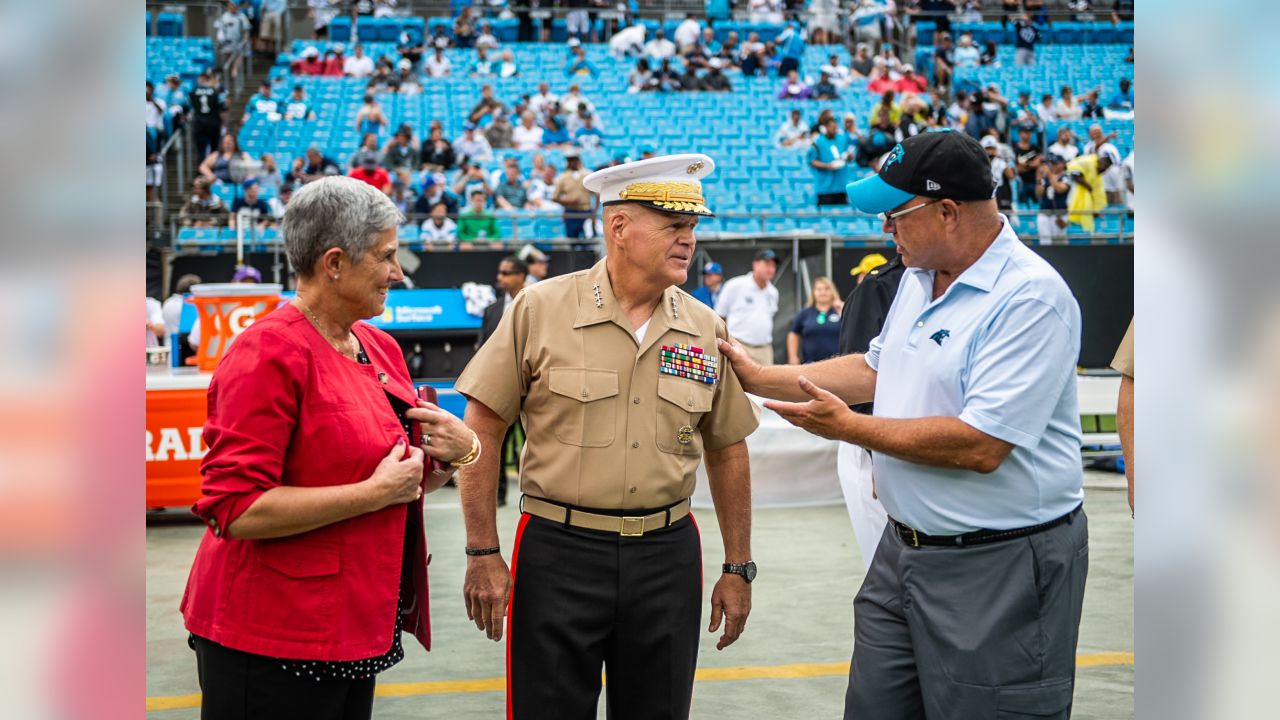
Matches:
[452,153,761,720]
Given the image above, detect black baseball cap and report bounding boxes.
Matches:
[754,249,778,263]
[845,130,994,214]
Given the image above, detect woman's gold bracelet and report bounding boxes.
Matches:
[449,432,482,468]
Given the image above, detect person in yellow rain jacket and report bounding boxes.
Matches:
[1066,153,1114,232]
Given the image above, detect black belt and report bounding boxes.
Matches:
[889,504,1082,548]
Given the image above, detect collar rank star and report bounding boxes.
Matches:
[659,343,718,385]
[929,329,950,346]
[592,283,603,309]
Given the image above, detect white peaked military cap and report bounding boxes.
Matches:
[582,153,716,217]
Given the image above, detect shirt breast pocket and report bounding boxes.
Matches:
[656,376,715,456]
[546,367,619,448]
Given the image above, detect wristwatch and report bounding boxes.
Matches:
[722,561,757,583]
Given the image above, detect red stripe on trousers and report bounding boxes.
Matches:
[506,513,532,720]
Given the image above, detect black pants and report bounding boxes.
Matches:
[191,635,376,720]
[845,509,1089,719]
[508,513,703,720]
[818,192,849,207]
[192,122,222,162]
[779,56,800,76]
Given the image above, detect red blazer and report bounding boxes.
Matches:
[181,303,435,661]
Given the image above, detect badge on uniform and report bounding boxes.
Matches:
[677,426,695,445]
[659,343,718,385]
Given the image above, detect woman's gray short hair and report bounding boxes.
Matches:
[282,176,404,277]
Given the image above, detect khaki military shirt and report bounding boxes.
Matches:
[1111,319,1134,377]
[553,169,592,210]
[455,259,760,510]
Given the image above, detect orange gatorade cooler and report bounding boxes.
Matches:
[188,283,284,371]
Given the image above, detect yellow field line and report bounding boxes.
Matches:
[147,652,1133,712]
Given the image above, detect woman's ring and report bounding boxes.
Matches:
[421,433,431,446]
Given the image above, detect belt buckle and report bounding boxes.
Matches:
[910,528,920,548]
[620,516,645,537]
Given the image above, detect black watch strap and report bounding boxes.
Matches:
[722,561,756,583]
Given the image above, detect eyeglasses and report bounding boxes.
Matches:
[881,199,940,228]
[497,269,522,276]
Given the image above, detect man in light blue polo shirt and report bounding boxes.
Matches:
[719,130,1088,720]
[809,116,854,207]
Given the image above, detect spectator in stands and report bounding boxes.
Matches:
[897,64,928,95]
[1079,88,1105,119]
[528,82,558,116]
[307,0,337,38]
[851,0,886,48]
[1008,88,1040,134]
[849,43,874,78]
[776,21,806,76]
[378,124,419,172]
[214,1,252,82]
[471,46,496,77]
[553,149,592,238]
[980,40,999,67]
[302,145,341,180]
[349,133,381,168]
[258,0,286,55]
[321,45,345,77]
[677,63,703,92]
[573,113,605,149]
[897,97,930,137]
[565,1,593,43]
[283,84,317,121]
[455,123,494,162]
[1035,154,1071,242]
[241,80,277,124]
[1106,78,1134,113]
[180,177,230,227]
[813,72,840,100]
[199,134,253,185]
[398,28,425,68]
[454,6,477,48]
[652,58,680,91]
[1124,45,1133,63]
[526,163,562,211]
[145,80,167,136]
[542,115,571,147]
[609,22,647,58]
[1012,127,1043,206]
[981,135,1015,211]
[187,72,226,160]
[283,156,307,187]
[1034,92,1057,123]
[674,14,702,52]
[749,0,785,24]
[420,201,458,244]
[342,43,375,77]
[806,0,840,44]
[703,59,732,91]
[810,108,836,136]
[512,112,544,151]
[255,153,282,192]
[820,53,852,88]
[683,41,712,71]
[717,30,741,69]
[476,21,500,50]
[691,261,724,308]
[156,74,188,126]
[644,28,676,61]
[230,178,275,229]
[1048,126,1080,162]
[868,90,903,127]
[629,58,654,93]
[457,190,499,241]
[778,69,812,100]
[843,112,863,144]
[867,58,897,94]
[425,45,451,78]
[293,45,323,75]
[787,276,843,365]
[420,126,457,172]
[453,160,491,201]
[559,83,592,114]
[1054,86,1083,120]
[953,32,980,68]
[700,26,721,55]
[809,116,854,206]
[493,163,530,210]
[350,152,392,193]
[429,24,451,50]
[496,49,519,78]
[1082,123,1124,205]
[486,113,514,149]
[388,172,416,216]
[353,94,388,139]
[932,32,955,89]
[1013,12,1040,65]
[395,60,422,94]
[565,45,599,78]
[414,174,459,217]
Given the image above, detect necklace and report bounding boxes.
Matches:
[296,300,358,360]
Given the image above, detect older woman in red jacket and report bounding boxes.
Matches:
[181,176,481,720]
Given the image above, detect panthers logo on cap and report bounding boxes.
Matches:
[882,143,905,171]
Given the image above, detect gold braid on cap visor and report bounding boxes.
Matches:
[617,181,712,215]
